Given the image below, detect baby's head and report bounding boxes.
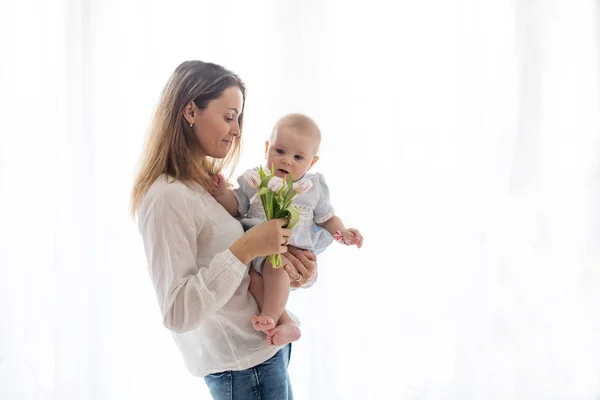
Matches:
[265,113,321,181]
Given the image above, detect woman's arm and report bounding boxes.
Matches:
[138,184,291,334]
[138,186,250,334]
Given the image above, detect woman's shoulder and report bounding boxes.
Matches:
[148,175,196,197]
[142,175,208,211]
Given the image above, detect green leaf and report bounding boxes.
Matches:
[275,193,285,209]
[266,191,275,219]
[257,187,271,197]
[286,207,300,229]
[281,173,294,208]
[272,207,299,229]
[261,175,272,188]
[274,209,290,220]
[283,190,294,210]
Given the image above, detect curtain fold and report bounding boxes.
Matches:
[1,1,598,398]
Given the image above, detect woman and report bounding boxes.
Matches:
[131,60,316,399]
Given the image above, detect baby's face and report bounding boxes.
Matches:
[265,126,319,181]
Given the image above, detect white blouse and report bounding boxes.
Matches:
[136,175,282,377]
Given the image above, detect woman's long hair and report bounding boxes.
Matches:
[131,60,246,214]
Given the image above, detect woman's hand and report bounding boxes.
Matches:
[283,246,317,288]
[230,218,291,265]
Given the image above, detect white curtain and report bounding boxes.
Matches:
[1,0,599,399]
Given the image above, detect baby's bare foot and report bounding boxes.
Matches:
[251,315,276,333]
[266,323,301,346]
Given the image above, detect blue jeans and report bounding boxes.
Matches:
[204,345,293,400]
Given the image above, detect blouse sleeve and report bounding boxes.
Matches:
[137,184,248,334]
[313,173,336,224]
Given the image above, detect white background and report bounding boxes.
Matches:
[1,0,599,399]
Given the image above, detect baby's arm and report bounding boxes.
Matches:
[210,174,240,217]
[317,216,363,248]
[317,216,346,237]
[313,173,363,248]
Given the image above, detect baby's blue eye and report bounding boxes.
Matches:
[276,149,284,154]
[295,155,304,160]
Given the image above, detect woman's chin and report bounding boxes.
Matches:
[209,148,230,159]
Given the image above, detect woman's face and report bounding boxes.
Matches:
[189,86,244,159]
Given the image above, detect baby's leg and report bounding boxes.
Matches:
[248,259,300,345]
[266,308,301,346]
[250,256,290,332]
[248,268,265,309]
[248,268,275,332]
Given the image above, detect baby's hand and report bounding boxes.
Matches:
[335,228,363,248]
[210,174,229,197]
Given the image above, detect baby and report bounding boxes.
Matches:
[212,113,363,346]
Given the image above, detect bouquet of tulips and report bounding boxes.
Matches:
[243,165,313,268]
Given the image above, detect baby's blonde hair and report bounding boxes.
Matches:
[270,113,321,154]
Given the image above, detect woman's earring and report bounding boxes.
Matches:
[190,122,194,128]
